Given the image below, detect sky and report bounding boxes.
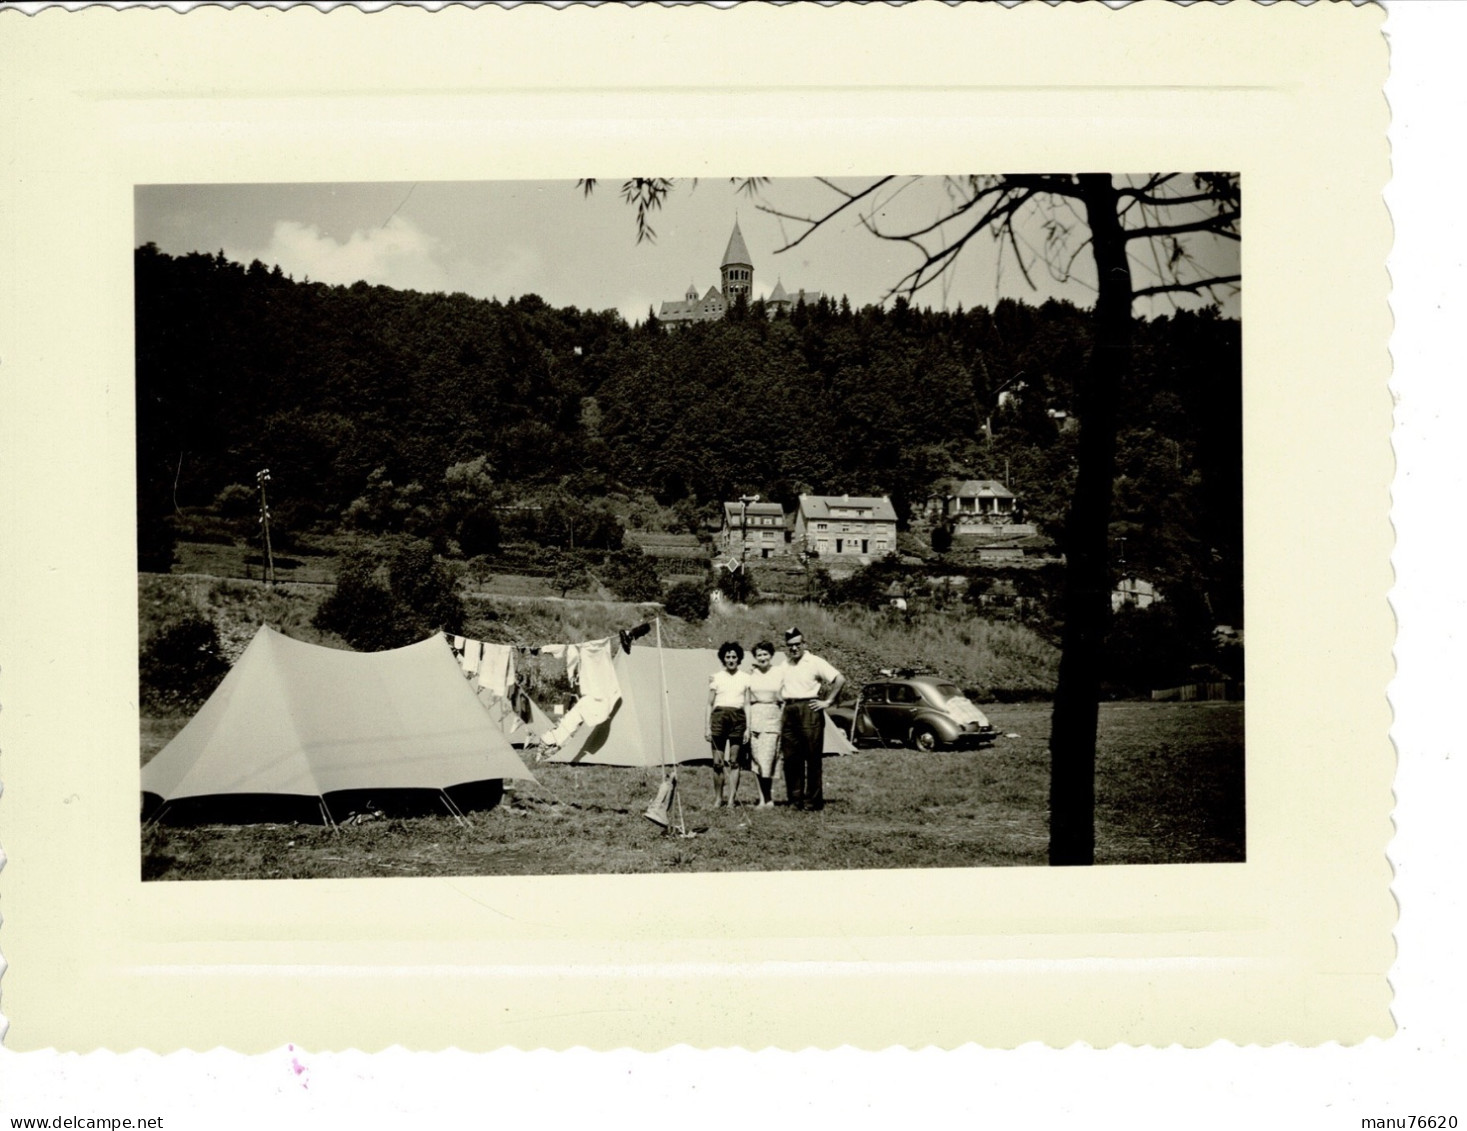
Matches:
[135,177,1240,325]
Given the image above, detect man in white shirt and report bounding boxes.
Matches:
[777,627,846,811]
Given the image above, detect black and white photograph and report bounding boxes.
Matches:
[135,174,1243,880]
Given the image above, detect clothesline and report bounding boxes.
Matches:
[447,620,654,749]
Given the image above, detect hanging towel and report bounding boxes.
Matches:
[460,639,483,677]
[477,642,518,699]
[575,637,621,706]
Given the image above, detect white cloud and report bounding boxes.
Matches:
[234,216,451,293]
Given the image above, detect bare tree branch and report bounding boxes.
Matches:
[755,176,899,252]
[1124,190,1234,209]
[1132,274,1242,299]
[874,187,1041,299]
[1125,214,1241,242]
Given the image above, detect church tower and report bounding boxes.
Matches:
[719,219,753,302]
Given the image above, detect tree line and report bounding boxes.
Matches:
[135,242,1239,632]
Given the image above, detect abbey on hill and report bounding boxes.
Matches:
[656,219,823,323]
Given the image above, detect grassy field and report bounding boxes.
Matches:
[141,700,1243,880]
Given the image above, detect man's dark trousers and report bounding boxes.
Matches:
[780,699,824,809]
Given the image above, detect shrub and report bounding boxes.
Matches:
[825,558,907,611]
[140,614,230,714]
[313,538,465,651]
[547,549,591,599]
[387,538,465,633]
[715,564,756,604]
[602,547,663,603]
[312,551,404,652]
[213,483,257,518]
[664,580,711,622]
[456,503,501,558]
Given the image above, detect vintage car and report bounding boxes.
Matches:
[827,673,999,752]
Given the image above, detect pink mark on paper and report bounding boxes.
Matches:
[287,1042,310,1088]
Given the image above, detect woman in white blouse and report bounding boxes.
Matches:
[706,641,751,808]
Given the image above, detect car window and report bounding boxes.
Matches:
[861,684,887,702]
[887,684,921,705]
[928,681,964,702]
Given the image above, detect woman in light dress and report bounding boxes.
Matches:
[744,640,784,809]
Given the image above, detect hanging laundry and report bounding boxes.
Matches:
[540,637,622,743]
[477,642,518,700]
[460,639,483,677]
[618,621,652,654]
[542,699,590,747]
[452,635,466,654]
[575,637,621,705]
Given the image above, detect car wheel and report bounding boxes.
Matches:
[910,724,939,753]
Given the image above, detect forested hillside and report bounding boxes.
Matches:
[135,243,1241,643]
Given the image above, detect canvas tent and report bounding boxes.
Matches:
[142,626,536,822]
[475,685,553,747]
[545,642,853,767]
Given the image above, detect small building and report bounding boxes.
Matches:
[719,500,791,559]
[794,494,898,561]
[1112,577,1161,612]
[766,278,824,317]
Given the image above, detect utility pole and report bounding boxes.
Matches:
[737,494,759,601]
[738,494,760,565]
[256,467,276,586]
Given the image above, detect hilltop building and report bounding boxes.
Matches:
[657,219,822,323]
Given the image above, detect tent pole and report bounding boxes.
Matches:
[319,797,339,832]
[653,617,688,837]
[440,791,472,829]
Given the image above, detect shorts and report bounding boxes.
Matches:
[709,706,747,749]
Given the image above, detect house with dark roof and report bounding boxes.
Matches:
[719,500,791,559]
[766,278,824,316]
[794,494,898,561]
[926,478,1035,536]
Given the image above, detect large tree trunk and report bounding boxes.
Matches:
[1047,175,1134,866]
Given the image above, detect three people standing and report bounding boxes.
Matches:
[706,627,845,813]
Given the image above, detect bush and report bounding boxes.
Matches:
[825,558,907,611]
[140,614,230,714]
[456,503,501,558]
[715,564,756,604]
[313,551,404,652]
[214,483,257,519]
[664,580,711,622]
[546,549,592,598]
[313,538,465,651]
[603,547,663,603]
[931,522,954,554]
[1103,603,1203,697]
[387,538,465,632]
